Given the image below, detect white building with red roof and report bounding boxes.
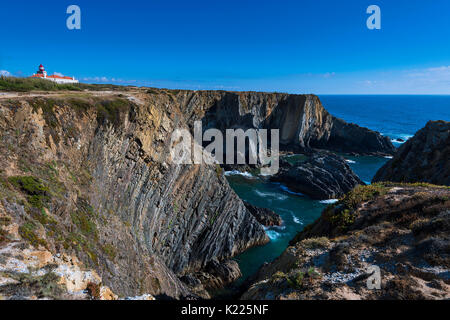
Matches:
[31,64,79,84]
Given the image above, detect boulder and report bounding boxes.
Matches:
[244,202,283,227]
[271,151,364,200]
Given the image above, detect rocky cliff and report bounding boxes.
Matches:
[242,183,450,300]
[0,87,395,300]
[0,90,268,299]
[168,91,395,156]
[373,121,450,186]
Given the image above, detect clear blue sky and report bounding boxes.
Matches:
[1,0,449,94]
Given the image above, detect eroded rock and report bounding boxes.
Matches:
[270,151,364,200]
[373,120,450,186]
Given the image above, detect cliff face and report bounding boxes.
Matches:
[170,91,395,155]
[0,87,395,300]
[0,91,268,299]
[242,183,450,300]
[373,121,450,186]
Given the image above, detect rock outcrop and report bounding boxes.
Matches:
[373,121,450,186]
[327,117,397,156]
[242,183,450,300]
[244,202,282,227]
[176,91,395,156]
[0,91,268,299]
[0,87,396,300]
[270,152,364,200]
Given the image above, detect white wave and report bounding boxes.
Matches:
[265,229,282,240]
[320,199,339,204]
[400,134,414,140]
[345,159,356,164]
[391,134,413,144]
[224,170,254,178]
[391,139,404,144]
[384,156,393,159]
[292,214,302,225]
[254,189,288,201]
[278,184,304,196]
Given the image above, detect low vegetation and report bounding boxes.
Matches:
[18,222,47,248]
[96,98,132,126]
[0,76,133,92]
[70,202,98,240]
[270,267,321,291]
[8,176,50,209]
[340,183,388,209]
[0,271,64,299]
[300,237,330,249]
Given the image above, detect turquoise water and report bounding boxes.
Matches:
[226,156,388,283]
[227,95,450,284]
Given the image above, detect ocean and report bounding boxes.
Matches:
[226,95,450,285]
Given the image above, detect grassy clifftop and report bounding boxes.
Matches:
[0,76,133,92]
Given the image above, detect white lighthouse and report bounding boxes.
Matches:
[31,64,79,84]
[37,64,47,77]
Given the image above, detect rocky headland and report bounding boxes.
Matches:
[0,90,269,299]
[186,91,395,156]
[0,85,404,300]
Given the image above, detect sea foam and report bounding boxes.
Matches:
[224,170,254,178]
[254,189,288,201]
[319,199,339,204]
[291,214,302,224]
[265,229,282,240]
[278,184,304,196]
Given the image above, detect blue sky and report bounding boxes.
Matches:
[0,0,449,94]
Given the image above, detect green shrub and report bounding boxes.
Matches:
[271,271,287,283]
[0,76,132,92]
[19,222,47,248]
[0,216,11,226]
[215,165,223,178]
[8,176,50,209]
[301,237,330,249]
[287,271,304,289]
[0,227,9,244]
[341,184,387,209]
[71,209,98,240]
[102,244,117,260]
[0,76,81,92]
[96,99,130,126]
[2,271,64,299]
